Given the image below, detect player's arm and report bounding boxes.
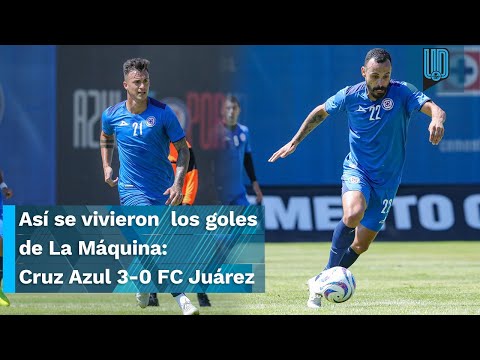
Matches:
[244,152,263,204]
[0,169,13,199]
[420,100,446,145]
[165,137,190,206]
[268,103,329,162]
[100,131,118,187]
[182,146,198,205]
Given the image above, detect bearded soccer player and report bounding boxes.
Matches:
[269,48,446,309]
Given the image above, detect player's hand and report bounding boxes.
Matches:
[2,187,13,199]
[268,141,297,162]
[104,166,119,187]
[428,119,445,145]
[164,185,184,206]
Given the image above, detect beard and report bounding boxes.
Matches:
[367,84,387,100]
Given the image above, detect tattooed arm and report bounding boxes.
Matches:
[100,131,119,187]
[268,103,329,162]
[164,137,190,206]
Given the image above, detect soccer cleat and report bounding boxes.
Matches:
[181,299,200,315]
[148,293,159,307]
[136,292,150,309]
[197,293,211,307]
[0,288,10,307]
[306,276,322,309]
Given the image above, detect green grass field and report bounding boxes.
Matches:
[1,241,479,315]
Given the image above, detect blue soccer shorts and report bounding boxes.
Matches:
[120,189,168,206]
[341,168,399,232]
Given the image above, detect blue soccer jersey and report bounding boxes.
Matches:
[325,80,430,188]
[217,123,252,204]
[101,97,185,200]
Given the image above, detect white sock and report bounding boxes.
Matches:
[174,293,190,307]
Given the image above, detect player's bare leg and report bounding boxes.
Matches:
[339,224,378,268]
[308,191,369,308]
[352,225,378,253]
[325,190,366,268]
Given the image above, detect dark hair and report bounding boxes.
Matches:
[364,48,392,65]
[225,94,240,106]
[123,58,150,77]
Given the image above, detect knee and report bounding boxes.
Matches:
[343,206,365,228]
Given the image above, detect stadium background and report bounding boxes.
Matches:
[1,45,479,242]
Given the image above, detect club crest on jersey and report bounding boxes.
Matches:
[381,98,394,110]
[348,176,360,184]
[146,116,156,127]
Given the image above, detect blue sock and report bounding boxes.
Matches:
[325,221,355,269]
[339,247,360,268]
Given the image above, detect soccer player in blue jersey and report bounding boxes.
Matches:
[268,48,446,309]
[0,169,13,306]
[216,95,263,206]
[100,58,199,315]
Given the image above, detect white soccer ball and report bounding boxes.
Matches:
[316,266,356,303]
